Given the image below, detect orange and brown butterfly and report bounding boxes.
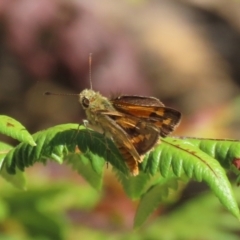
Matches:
[45,54,181,176]
[79,90,181,176]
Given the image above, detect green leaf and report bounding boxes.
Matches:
[181,137,240,169]
[0,115,36,146]
[115,171,151,199]
[1,123,240,222]
[67,153,103,190]
[2,124,128,179]
[134,175,180,228]
[0,141,26,190]
[0,165,26,190]
[143,138,240,219]
[0,142,13,166]
[144,189,240,240]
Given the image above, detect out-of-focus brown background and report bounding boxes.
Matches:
[1,0,240,239]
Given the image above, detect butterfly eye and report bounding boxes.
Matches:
[82,97,90,108]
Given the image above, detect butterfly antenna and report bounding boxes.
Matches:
[89,53,93,90]
[44,92,79,97]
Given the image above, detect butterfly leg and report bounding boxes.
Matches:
[100,131,112,171]
[70,123,82,143]
[83,119,89,127]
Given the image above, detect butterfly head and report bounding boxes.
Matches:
[79,89,110,110]
[79,89,96,109]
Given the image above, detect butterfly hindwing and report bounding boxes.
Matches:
[108,114,159,155]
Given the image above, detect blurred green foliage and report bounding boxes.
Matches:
[0,178,239,240]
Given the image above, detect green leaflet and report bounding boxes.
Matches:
[142,189,240,240]
[0,115,36,146]
[67,154,103,190]
[0,142,13,167]
[0,141,26,190]
[134,175,180,228]
[115,171,151,199]
[181,137,240,169]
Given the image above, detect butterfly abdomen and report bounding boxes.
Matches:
[116,143,139,176]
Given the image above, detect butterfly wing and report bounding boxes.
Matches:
[94,111,141,175]
[112,95,165,107]
[114,142,139,176]
[96,111,160,175]
[111,95,181,137]
[107,114,159,155]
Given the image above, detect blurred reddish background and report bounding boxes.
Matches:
[1,0,240,237]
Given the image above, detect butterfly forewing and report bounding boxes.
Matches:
[111,95,181,137]
[112,95,165,107]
